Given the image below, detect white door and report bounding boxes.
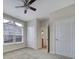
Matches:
[55,17,75,58]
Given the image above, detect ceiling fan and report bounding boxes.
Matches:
[15,0,37,14]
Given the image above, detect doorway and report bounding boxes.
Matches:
[40,24,50,53]
[38,20,50,53]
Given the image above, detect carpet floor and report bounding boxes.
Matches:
[3,48,72,59]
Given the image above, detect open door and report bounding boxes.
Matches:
[48,25,50,53]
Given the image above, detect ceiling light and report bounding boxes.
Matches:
[15,22,22,27]
[3,19,9,23]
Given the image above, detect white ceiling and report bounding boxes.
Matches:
[3,0,74,21]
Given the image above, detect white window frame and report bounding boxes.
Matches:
[3,19,24,45]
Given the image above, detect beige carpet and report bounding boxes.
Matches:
[3,48,72,59]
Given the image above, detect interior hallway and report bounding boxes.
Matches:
[4,48,72,59]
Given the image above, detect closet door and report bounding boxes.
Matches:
[55,18,75,58]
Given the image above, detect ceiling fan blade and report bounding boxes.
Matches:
[15,6,25,8]
[29,6,36,11]
[28,0,36,5]
[24,10,27,14]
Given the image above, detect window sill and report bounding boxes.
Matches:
[3,42,23,46]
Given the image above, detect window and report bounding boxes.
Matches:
[3,19,23,44]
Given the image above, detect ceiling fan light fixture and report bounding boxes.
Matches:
[15,0,37,14]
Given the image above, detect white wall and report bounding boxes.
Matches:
[26,20,37,49]
[49,5,75,58]
[36,20,41,48]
